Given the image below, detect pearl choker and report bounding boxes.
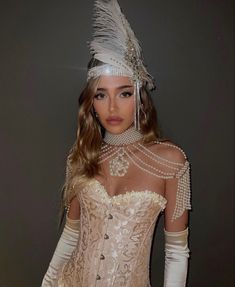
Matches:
[103,126,144,146]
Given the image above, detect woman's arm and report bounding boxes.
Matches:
[66,195,80,220]
[163,146,191,287]
[41,197,80,287]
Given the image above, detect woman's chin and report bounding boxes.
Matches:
[103,123,134,135]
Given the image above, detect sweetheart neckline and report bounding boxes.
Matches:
[90,178,167,203]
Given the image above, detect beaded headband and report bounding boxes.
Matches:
[87,0,155,130]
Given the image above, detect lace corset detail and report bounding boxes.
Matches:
[90,179,167,209]
[58,179,166,287]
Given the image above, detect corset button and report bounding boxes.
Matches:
[104,233,109,239]
[108,213,113,219]
[96,274,101,280]
[100,254,105,260]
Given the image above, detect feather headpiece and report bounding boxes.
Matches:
[87,0,155,129]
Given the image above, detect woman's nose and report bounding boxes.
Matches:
[108,97,117,112]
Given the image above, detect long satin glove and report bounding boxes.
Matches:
[41,216,80,287]
[164,228,190,287]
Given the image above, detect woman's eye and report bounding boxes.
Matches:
[120,91,133,98]
[94,93,105,100]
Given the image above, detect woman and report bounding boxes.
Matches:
[42,1,191,286]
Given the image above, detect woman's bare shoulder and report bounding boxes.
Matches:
[146,139,188,164]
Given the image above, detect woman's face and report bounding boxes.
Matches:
[93,75,135,134]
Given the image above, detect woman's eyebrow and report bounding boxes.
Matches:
[116,85,133,90]
[97,85,133,91]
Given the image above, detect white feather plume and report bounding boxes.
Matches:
[89,0,155,89]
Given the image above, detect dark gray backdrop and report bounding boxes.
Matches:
[0,0,234,286]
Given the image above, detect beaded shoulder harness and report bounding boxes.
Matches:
[99,139,191,221]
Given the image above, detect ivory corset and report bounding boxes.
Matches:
[58,178,167,287]
[59,139,191,286]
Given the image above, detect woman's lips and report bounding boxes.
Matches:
[106,116,123,125]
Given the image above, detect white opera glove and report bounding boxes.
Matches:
[164,228,190,287]
[41,216,80,287]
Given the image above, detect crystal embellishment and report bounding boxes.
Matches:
[109,148,129,176]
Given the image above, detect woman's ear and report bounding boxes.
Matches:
[91,106,98,118]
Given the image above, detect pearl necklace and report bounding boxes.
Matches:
[100,127,187,179]
[103,126,143,146]
[102,126,143,176]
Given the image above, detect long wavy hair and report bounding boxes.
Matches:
[59,62,167,224]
